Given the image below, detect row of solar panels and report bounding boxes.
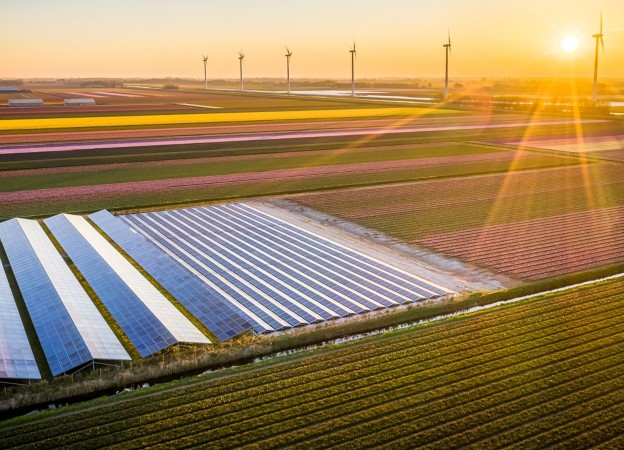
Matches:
[0,215,211,380]
[110,204,452,336]
[0,203,452,381]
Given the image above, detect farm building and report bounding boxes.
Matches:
[8,98,44,107]
[64,98,96,106]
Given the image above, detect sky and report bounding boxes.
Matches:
[2,0,623,79]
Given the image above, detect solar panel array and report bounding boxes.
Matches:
[0,263,40,380]
[119,203,452,336]
[0,219,130,376]
[90,210,254,340]
[45,214,210,358]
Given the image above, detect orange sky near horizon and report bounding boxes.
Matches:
[1,0,622,80]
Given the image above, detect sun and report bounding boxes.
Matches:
[561,35,580,53]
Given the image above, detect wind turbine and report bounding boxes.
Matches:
[202,55,208,90]
[238,51,245,92]
[285,47,293,94]
[592,13,605,102]
[350,42,356,96]
[443,31,452,99]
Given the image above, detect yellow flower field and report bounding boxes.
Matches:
[0,107,459,132]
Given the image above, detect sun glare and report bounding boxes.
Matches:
[561,35,580,53]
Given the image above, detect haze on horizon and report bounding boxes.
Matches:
[2,0,623,80]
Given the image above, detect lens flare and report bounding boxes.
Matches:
[561,35,580,53]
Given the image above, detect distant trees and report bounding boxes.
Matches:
[447,94,611,115]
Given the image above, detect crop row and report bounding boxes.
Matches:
[321,361,624,450]
[75,307,624,449]
[0,115,508,145]
[0,154,577,221]
[0,107,449,132]
[6,286,621,446]
[419,205,624,280]
[157,328,623,449]
[5,280,619,444]
[461,390,624,450]
[294,164,624,240]
[423,204,624,247]
[296,164,622,217]
[0,146,522,194]
[361,184,624,240]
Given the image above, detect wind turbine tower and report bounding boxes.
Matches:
[285,47,293,94]
[443,32,452,99]
[592,14,605,102]
[202,55,208,90]
[238,51,245,92]
[350,43,357,96]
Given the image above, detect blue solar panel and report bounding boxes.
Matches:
[0,263,41,380]
[0,219,128,376]
[45,215,181,358]
[90,210,256,340]
[227,204,449,297]
[119,201,452,337]
[144,211,321,325]
[124,214,287,332]
[190,207,391,311]
[169,209,340,320]
[172,208,362,316]
[216,206,419,303]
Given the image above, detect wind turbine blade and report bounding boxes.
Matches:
[601,37,605,53]
[600,12,603,34]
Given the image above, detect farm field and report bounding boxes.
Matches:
[1,278,622,448]
[499,132,624,162]
[0,87,360,112]
[0,149,580,220]
[293,162,624,280]
[1,86,618,219]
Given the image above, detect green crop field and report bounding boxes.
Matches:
[2,278,622,448]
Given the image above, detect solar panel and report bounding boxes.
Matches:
[0,219,130,376]
[124,214,285,332]
[140,211,316,326]
[168,208,352,318]
[228,204,452,296]
[189,206,391,311]
[89,210,255,341]
[45,214,210,358]
[118,201,453,336]
[0,263,40,380]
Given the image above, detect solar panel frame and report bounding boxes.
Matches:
[118,200,454,337]
[141,208,371,316]
[119,215,273,335]
[0,263,41,380]
[213,206,419,304]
